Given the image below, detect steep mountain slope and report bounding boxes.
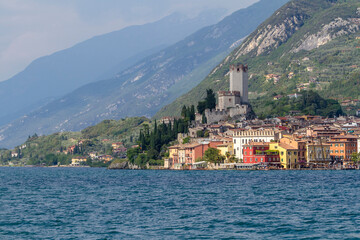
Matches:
[0,0,290,148]
[0,10,225,126]
[155,0,360,119]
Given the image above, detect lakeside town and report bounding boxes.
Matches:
[162,64,360,170]
[2,64,360,170]
[163,115,360,170]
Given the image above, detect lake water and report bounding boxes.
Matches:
[0,168,359,239]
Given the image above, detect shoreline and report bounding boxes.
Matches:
[0,165,358,171]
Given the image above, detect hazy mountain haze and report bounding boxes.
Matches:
[0,9,227,126]
[0,0,259,81]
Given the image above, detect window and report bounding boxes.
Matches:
[335,144,338,147]
[335,150,338,153]
[340,150,344,153]
[234,139,236,144]
[340,144,344,147]
[261,158,263,162]
[234,149,236,155]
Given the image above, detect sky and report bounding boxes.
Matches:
[0,0,258,82]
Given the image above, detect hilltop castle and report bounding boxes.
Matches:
[205,64,252,123]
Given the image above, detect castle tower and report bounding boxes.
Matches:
[229,64,248,104]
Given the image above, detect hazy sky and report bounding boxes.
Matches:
[0,0,258,82]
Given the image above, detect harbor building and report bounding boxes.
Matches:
[232,128,282,160]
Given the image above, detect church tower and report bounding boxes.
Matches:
[229,64,248,104]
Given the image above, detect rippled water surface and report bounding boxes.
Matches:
[1,168,360,239]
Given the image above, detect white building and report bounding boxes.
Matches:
[232,129,282,160]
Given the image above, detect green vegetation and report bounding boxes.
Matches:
[351,152,360,165]
[129,117,192,168]
[197,89,216,114]
[253,91,344,118]
[0,117,149,166]
[203,148,225,163]
[155,0,360,118]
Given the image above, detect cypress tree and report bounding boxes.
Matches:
[205,89,216,110]
[190,105,195,121]
[202,112,207,124]
[181,105,187,118]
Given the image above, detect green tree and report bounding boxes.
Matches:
[197,101,206,114]
[182,137,190,144]
[351,152,360,165]
[127,147,141,164]
[202,112,207,124]
[135,153,148,168]
[190,105,195,121]
[205,89,216,110]
[181,105,187,118]
[204,148,225,163]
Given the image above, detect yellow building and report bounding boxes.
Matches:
[71,156,87,166]
[168,145,186,169]
[269,142,298,169]
[216,143,234,162]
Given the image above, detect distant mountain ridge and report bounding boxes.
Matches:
[0,0,290,148]
[155,0,360,119]
[0,10,226,126]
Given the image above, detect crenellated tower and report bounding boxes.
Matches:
[229,63,248,104]
[205,63,252,124]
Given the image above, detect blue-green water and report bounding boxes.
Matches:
[0,168,360,239]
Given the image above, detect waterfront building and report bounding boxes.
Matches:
[306,142,331,164]
[242,142,280,166]
[71,156,87,166]
[216,142,234,162]
[269,142,298,169]
[167,141,223,169]
[232,128,282,160]
[328,135,357,163]
[280,136,307,166]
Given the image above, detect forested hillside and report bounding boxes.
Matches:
[156,0,360,118]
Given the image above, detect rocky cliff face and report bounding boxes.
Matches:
[292,17,360,52]
[234,14,306,58]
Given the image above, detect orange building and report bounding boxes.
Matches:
[185,143,209,165]
[328,135,357,162]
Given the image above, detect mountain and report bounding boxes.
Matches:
[0,0,290,148]
[155,0,360,119]
[0,10,226,126]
